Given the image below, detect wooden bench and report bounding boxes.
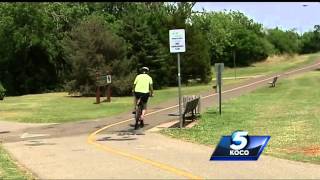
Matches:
[182,97,200,125]
[268,76,279,87]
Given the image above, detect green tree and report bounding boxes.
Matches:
[119,3,170,89]
[300,25,320,54]
[0,81,6,100]
[62,15,128,96]
[266,28,300,54]
[182,22,211,83]
[0,3,91,95]
[164,2,212,84]
[0,3,59,95]
[194,10,273,66]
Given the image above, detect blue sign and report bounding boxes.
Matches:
[210,131,270,161]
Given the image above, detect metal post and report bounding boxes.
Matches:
[96,72,100,104]
[198,95,201,114]
[96,86,100,104]
[106,84,111,102]
[177,53,183,128]
[233,50,236,80]
[217,67,222,115]
[219,79,221,115]
[216,71,218,93]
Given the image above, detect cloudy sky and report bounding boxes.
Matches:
[193,2,320,33]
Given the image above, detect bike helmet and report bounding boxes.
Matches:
[141,67,149,73]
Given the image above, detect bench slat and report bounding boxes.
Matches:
[182,97,200,126]
[268,76,278,87]
[184,99,199,114]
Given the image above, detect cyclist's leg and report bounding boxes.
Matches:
[134,102,141,130]
[134,105,141,130]
[134,93,143,130]
[141,103,146,119]
[140,93,149,121]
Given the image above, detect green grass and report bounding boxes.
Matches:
[0,83,217,123]
[0,53,319,123]
[214,53,320,79]
[0,145,32,179]
[161,70,320,164]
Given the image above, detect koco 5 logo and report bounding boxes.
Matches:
[229,131,249,156]
[210,131,270,161]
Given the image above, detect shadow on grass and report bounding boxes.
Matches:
[206,111,219,115]
[166,119,197,129]
[63,95,82,98]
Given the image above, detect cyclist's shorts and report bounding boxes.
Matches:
[134,92,149,109]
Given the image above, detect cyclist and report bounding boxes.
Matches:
[132,67,153,129]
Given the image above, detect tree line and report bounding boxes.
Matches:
[0,2,319,96]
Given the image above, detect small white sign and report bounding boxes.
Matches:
[169,29,186,53]
[107,75,111,84]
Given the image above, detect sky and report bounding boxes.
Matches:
[193,2,320,34]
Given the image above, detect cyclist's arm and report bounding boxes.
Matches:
[132,84,136,94]
[149,84,153,97]
[133,76,138,94]
[149,77,153,96]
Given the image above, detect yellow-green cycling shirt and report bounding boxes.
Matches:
[134,74,153,93]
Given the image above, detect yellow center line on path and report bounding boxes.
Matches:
[87,119,203,180]
[87,61,320,179]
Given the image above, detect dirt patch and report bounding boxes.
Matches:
[282,145,320,156]
[263,55,289,64]
[301,146,320,156]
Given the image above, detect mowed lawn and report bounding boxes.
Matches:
[162,70,320,164]
[0,84,215,123]
[0,53,319,123]
[215,53,320,79]
[0,146,32,179]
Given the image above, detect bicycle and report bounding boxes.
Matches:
[134,97,144,130]
[133,93,153,131]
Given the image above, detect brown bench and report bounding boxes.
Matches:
[182,97,200,125]
[268,76,279,87]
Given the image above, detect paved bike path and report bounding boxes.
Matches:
[2,60,319,142]
[4,131,320,179]
[2,60,320,179]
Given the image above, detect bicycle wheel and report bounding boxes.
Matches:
[134,99,142,130]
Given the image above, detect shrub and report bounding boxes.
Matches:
[0,82,6,100]
[62,14,127,96]
[111,72,136,96]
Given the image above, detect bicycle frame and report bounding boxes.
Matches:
[134,98,143,129]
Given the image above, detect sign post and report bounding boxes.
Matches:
[177,53,182,127]
[169,29,186,128]
[215,63,224,115]
[233,50,236,80]
[107,75,111,102]
[96,72,101,104]
[96,73,112,104]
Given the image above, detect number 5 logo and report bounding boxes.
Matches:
[230,131,248,150]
